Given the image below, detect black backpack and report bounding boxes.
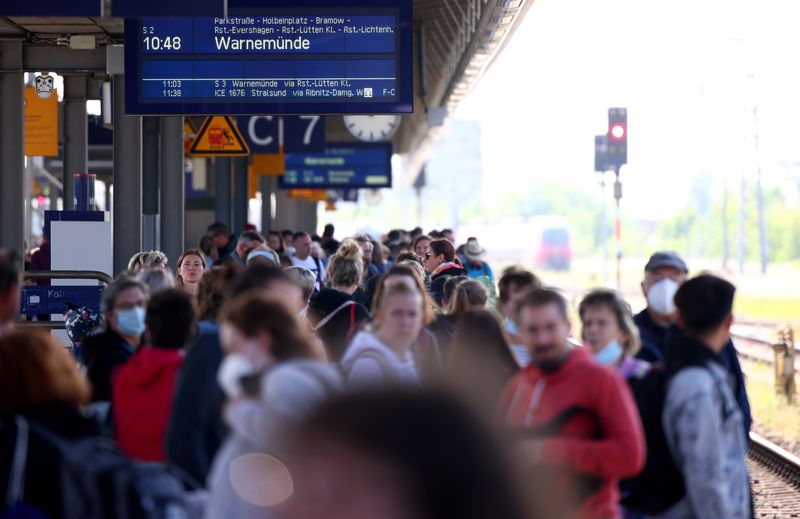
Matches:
[21,418,188,519]
[619,364,685,515]
[509,407,603,512]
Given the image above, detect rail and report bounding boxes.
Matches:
[23,270,115,285]
[749,431,800,485]
[16,270,114,331]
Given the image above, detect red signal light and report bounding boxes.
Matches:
[609,123,626,141]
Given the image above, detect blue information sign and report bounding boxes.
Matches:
[279,142,391,189]
[125,0,413,115]
[20,286,104,315]
[237,115,325,153]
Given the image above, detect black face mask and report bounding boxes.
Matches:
[535,349,572,374]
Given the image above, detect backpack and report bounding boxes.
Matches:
[311,256,323,293]
[1,417,50,519]
[18,417,188,519]
[341,347,397,385]
[619,364,685,515]
[509,407,603,512]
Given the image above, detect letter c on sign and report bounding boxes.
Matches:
[248,116,274,147]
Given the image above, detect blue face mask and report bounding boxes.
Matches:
[595,340,624,366]
[506,319,519,336]
[116,307,146,337]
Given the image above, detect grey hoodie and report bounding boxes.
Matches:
[340,331,420,387]
[204,359,343,519]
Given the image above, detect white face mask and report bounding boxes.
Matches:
[646,278,680,316]
[217,353,258,398]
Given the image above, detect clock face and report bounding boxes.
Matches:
[343,115,402,142]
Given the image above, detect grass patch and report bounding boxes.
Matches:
[742,359,800,442]
[735,297,800,323]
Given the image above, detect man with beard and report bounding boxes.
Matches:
[498,288,645,519]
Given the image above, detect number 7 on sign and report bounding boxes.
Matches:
[299,116,320,146]
[282,115,325,153]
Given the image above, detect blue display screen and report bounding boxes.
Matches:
[125,0,412,114]
[279,142,392,189]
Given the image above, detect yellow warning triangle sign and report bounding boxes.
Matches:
[189,116,250,157]
[184,118,197,136]
[183,118,197,155]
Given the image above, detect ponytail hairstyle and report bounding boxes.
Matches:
[429,239,456,263]
[326,238,364,289]
[448,280,488,323]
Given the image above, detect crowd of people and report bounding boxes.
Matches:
[0,222,753,519]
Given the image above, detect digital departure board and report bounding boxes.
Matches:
[278,142,392,189]
[124,0,412,115]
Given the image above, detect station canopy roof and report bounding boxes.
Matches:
[0,0,533,184]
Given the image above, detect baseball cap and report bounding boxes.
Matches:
[644,251,688,273]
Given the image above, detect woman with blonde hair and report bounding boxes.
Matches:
[340,282,424,387]
[364,265,443,381]
[579,288,649,379]
[326,238,364,295]
[0,330,98,517]
[128,250,168,272]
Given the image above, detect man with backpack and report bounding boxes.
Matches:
[634,252,751,433]
[291,232,325,292]
[648,275,750,518]
[497,289,645,519]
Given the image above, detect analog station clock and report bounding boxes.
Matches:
[343,115,402,142]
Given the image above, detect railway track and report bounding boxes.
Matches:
[749,432,800,517]
[730,323,799,369]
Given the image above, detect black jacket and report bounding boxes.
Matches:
[429,263,469,307]
[0,405,101,518]
[428,314,456,359]
[82,328,136,402]
[165,324,228,487]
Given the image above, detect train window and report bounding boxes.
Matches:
[542,228,568,245]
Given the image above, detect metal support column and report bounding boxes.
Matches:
[0,41,24,257]
[213,157,232,228]
[259,175,273,232]
[274,188,295,231]
[159,117,184,267]
[63,75,88,211]
[142,117,160,250]
[309,201,318,235]
[301,201,318,235]
[112,75,143,275]
[232,157,248,234]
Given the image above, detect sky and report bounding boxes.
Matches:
[452,0,800,220]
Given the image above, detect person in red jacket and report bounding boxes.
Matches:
[497,288,645,519]
[113,288,195,462]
